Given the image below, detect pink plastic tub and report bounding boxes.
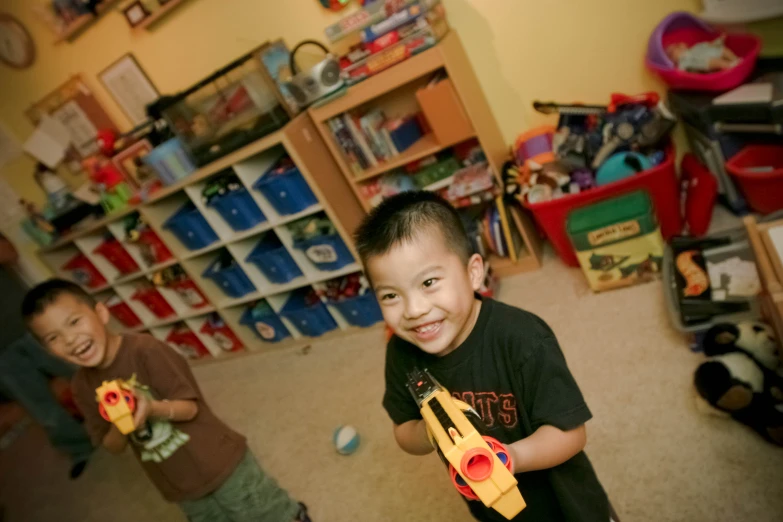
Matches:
[645,12,760,92]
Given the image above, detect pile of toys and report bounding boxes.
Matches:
[313,273,370,303]
[361,139,498,208]
[201,172,242,205]
[325,0,449,85]
[124,213,172,266]
[504,92,676,205]
[151,265,209,309]
[288,215,338,243]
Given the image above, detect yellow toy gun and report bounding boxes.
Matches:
[406,368,526,520]
[96,379,137,435]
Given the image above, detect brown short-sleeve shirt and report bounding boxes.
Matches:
[72,334,247,502]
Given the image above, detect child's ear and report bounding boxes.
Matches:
[95,301,111,326]
[466,253,485,291]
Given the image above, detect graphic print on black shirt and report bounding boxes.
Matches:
[383,298,610,522]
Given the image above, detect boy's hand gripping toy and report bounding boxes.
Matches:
[406,368,525,520]
[96,379,137,434]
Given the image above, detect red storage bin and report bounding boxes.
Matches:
[167,278,209,308]
[106,298,142,328]
[93,239,140,275]
[200,320,243,352]
[62,254,107,288]
[726,145,783,215]
[166,327,210,359]
[138,228,173,264]
[523,146,683,267]
[132,287,175,318]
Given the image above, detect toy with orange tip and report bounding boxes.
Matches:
[96,379,137,435]
[407,368,525,520]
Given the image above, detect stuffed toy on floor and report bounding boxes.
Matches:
[694,321,783,445]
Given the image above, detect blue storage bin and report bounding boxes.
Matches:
[245,235,303,284]
[279,291,337,337]
[163,203,219,250]
[293,233,353,272]
[207,187,266,231]
[239,305,290,342]
[143,138,197,185]
[331,293,383,328]
[253,163,318,215]
[202,256,256,298]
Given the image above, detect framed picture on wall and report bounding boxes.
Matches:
[112,139,154,187]
[123,1,150,27]
[98,53,159,125]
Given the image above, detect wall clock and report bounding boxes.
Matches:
[0,13,35,69]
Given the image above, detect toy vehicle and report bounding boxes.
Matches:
[406,368,525,520]
[96,379,137,435]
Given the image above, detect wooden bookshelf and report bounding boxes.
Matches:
[134,0,192,32]
[308,31,541,275]
[744,216,783,354]
[38,114,375,364]
[53,0,119,44]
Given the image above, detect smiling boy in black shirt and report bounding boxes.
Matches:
[355,191,612,522]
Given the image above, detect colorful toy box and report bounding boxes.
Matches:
[567,191,664,292]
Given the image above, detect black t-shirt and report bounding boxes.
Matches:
[383,298,609,522]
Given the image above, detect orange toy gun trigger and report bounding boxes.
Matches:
[96,380,137,435]
[407,368,526,520]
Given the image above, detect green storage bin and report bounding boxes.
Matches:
[567,191,664,292]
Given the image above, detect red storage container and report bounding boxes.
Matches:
[167,278,209,308]
[726,145,783,215]
[132,287,175,318]
[93,239,140,275]
[106,298,142,328]
[62,254,107,288]
[137,229,173,264]
[200,320,243,352]
[523,146,683,267]
[166,327,210,359]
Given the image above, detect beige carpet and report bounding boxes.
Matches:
[2,253,782,522]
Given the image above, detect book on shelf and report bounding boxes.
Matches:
[342,114,378,168]
[359,110,390,162]
[328,118,365,174]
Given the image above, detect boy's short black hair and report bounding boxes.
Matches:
[355,191,473,266]
[21,278,96,322]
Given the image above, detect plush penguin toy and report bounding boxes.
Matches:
[694,321,783,445]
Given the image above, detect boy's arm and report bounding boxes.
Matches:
[102,424,129,454]
[383,339,431,454]
[0,233,18,264]
[393,419,434,456]
[505,424,586,474]
[132,393,198,427]
[510,329,593,473]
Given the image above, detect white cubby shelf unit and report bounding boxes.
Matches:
[38,114,376,365]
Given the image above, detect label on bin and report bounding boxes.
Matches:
[306,244,337,264]
[255,321,277,340]
[177,288,206,307]
[213,332,235,351]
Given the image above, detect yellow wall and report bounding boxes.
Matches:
[0,0,778,274]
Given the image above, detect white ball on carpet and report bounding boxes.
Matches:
[333,425,360,455]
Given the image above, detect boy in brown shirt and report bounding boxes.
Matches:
[22,279,311,522]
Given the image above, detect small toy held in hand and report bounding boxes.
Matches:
[96,379,137,435]
[666,35,739,73]
[407,368,525,520]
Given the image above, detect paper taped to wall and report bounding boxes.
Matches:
[23,116,73,168]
